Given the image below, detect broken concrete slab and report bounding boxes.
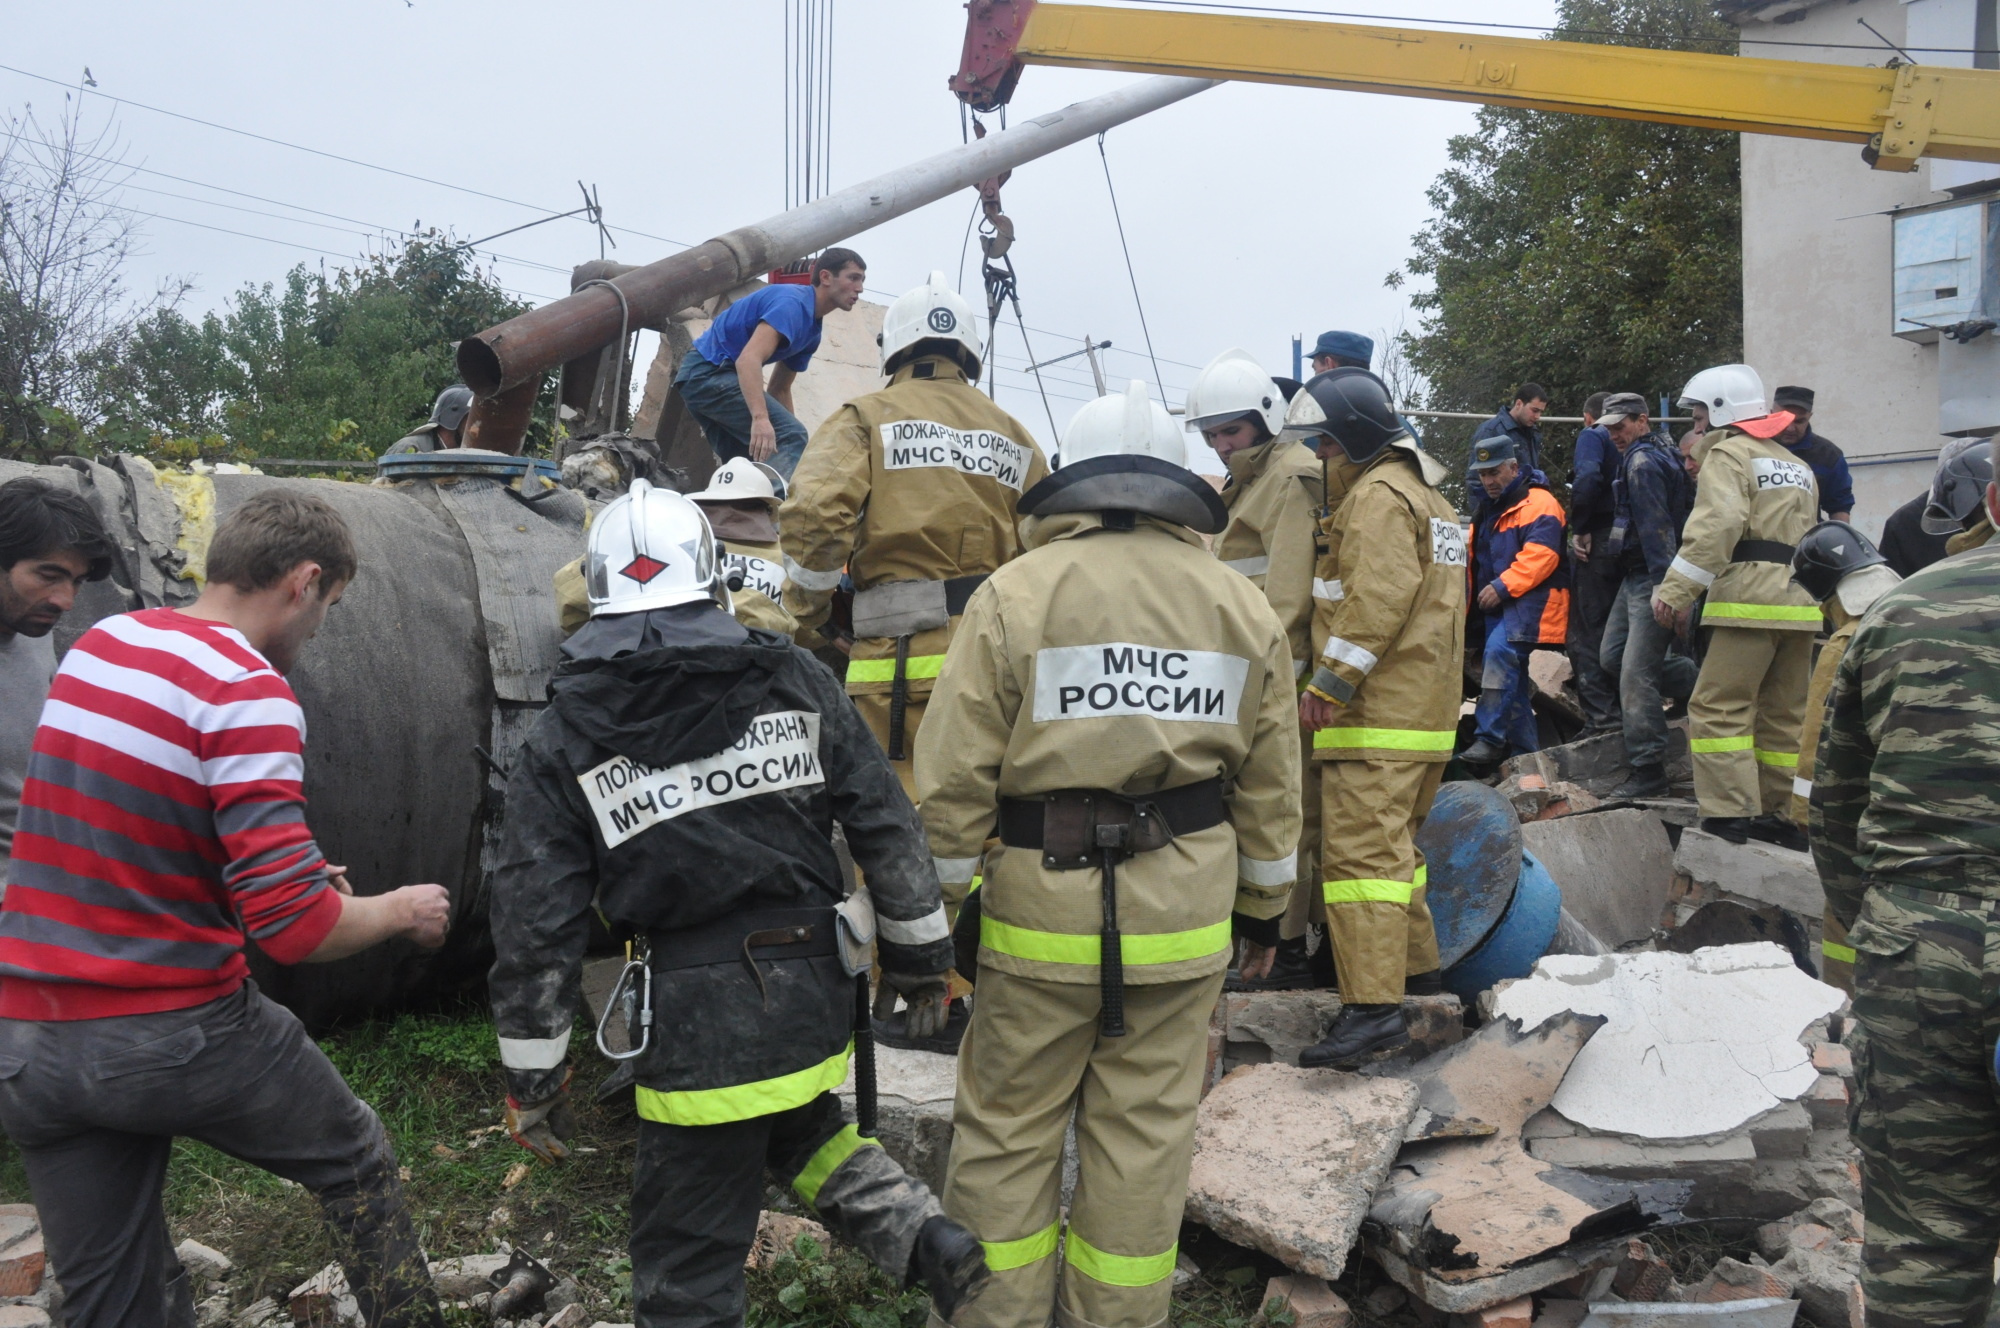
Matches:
[1216,991,1463,1077]
[1367,1015,1691,1311]
[1673,831,1821,919]
[1489,945,1844,1140]
[1521,809,1676,947]
[1184,1063,1419,1279]
[836,1045,958,1193]
[1658,902,1814,976]
[1577,1301,1797,1328]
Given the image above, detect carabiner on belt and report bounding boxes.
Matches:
[595,938,654,1062]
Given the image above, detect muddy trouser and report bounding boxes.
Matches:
[1687,625,1812,819]
[1566,537,1622,729]
[0,982,440,1328]
[633,1090,942,1328]
[1847,880,2000,1327]
[1317,759,1444,1003]
[942,967,1223,1328]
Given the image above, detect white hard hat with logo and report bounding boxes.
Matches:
[585,478,723,617]
[1059,379,1189,469]
[1677,364,1770,429]
[687,457,781,509]
[878,270,983,378]
[1184,348,1287,439]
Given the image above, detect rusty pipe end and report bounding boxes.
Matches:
[458,336,506,399]
[461,375,541,456]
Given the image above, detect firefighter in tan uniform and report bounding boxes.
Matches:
[1184,349,1329,989]
[779,272,1050,808]
[1654,365,1822,850]
[1785,521,1901,994]
[1288,368,1461,1066]
[551,459,797,639]
[916,381,1301,1328]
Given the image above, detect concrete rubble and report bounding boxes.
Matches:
[1521,810,1676,948]
[1673,831,1823,923]
[1187,1063,1419,1278]
[835,1043,959,1193]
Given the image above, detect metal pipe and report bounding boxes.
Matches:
[460,377,540,455]
[457,75,1216,399]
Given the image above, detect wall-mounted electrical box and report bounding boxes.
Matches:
[1891,196,1993,344]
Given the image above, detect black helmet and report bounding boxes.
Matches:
[430,384,475,434]
[1282,368,1405,465]
[1921,437,1993,535]
[1790,520,1888,604]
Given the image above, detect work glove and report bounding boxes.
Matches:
[505,1074,576,1164]
[874,970,952,1040]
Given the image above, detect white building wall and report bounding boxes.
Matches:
[1737,0,1998,537]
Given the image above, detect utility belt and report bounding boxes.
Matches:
[1731,539,1796,565]
[851,574,988,760]
[648,906,840,972]
[988,777,1227,1037]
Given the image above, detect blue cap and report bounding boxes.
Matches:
[1306,331,1374,368]
[1470,437,1518,471]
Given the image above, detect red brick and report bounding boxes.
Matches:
[1812,1043,1854,1077]
[0,1230,43,1298]
[1804,1074,1850,1128]
[1687,1258,1790,1302]
[1469,1296,1532,1328]
[1261,1276,1352,1328]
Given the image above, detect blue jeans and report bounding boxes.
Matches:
[1473,613,1540,753]
[673,351,811,480]
[1600,571,1698,770]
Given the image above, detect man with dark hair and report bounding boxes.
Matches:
[1469,383,1549,487]
[0,476,113,890]
[0,489,449,1328]
[674,248,868,480]
[1565,391,1621,732]
[1772,386,1854,522]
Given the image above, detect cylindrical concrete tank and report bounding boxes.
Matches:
[0,452,587,1028]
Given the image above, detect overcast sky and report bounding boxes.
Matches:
[3,0,1561,454]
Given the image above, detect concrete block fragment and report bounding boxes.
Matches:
[1685,1257,1790,1302]
[175,1239,233,1284]
[1522,810,1676,947]
[428,1255,509,1299]
[1498,773,1552,821]
[1260,1275,1351,1328]
[837,1044,958,1193]
[1803,1074,1849,1128]
[1748,1101,1812,1159]
[1186,1064,1418,1279]
[1578,1301,1798,1328]
[1521,1108,1576,1140]
[1810,1043,1853,1077]
[0,1308,51,1328]
[1673,830,1822,918]
[1528,1135,1757,1168]
[543,1307,589,1328]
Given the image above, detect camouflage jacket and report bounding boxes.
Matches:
[1811,542,2000,925]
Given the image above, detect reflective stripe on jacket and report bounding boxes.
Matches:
[1655,426,1822,629]
[1212,438,1323,677]
[1307,448,1467,761]
[777,356,1049,698]
[914,511,1302,984]
[1469,481,1568,646]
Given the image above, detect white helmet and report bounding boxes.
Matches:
[1184,348,1286,439]
[879,270,982,378]
[585,479,723,617]
[1677,364,1769,429]
[1060,380,1189,469]
[687,456,780,509]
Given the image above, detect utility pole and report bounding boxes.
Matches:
[1083,334,1109,396]
[1292,334,1303,382]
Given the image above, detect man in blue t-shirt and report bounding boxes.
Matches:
[673,247,867,479]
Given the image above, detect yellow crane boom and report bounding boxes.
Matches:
[949,1,2000,171]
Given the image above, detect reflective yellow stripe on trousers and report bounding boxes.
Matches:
[635,1041,852,1126]
[980,916,1232,966]
[1066,1232,1178,1287]
[1323,858,1426,906]
[982,1222,1061,1272]
[1701,602,1824,623]
[1754,749,1800,768]
[1690,735,1755,754]
[845,655,946,683]
[1822,941,1857,964]
[791,1123,879,1206]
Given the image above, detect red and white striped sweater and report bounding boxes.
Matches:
[0,608,341,1019]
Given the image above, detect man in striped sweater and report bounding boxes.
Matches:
[0,490,450,1328]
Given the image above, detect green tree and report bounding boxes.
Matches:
[94,234,555,460]
[1393,0,1743,489]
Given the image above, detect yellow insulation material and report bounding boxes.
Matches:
[152,467,218,589]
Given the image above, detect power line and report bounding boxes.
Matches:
[1082,0,2000,52]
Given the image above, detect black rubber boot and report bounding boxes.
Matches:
[1609,764,1669,800]
[1404,969,1444,997]
[1746,815,1809,853]
[1700,816,1754,844]
[873,998,971,1055]
[1225,935,1325,991]
[1298,1004,1409,1069]
[1457,737,1506,766]
[910,1215,991,1321]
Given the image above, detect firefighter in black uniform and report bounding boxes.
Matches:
[487,479,990,1328]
